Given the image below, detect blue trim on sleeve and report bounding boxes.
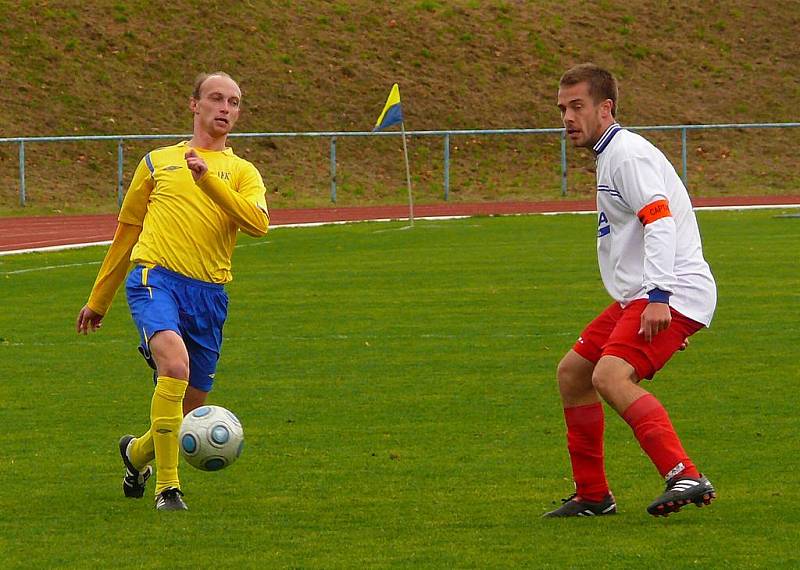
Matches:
[144,152,155,175]
[647,288,671,304]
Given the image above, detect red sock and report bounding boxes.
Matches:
[564,402,609,502]
[622,393,700,480]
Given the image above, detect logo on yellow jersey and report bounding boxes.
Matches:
[218,171,231,181]
[163,165,183,171]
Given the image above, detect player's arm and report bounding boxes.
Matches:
[77,157,153,334]
[185,149,269,237]
[637,200,677,340]
[614,156,677,341]
[76,222,142,334]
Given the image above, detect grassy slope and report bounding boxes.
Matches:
[1,210,799,567]
[0,1,799,214]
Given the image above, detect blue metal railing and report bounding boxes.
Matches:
[2,122,799,207]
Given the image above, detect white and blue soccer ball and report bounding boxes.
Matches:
[179,405,244,471]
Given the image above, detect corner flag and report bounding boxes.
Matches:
[372,83,414,226]
[373,84,403,131]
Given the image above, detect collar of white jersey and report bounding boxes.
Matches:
[593,123,623,155]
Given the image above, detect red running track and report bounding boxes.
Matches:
[1,195,799,253]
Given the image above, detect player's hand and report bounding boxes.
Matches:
[638,302,671,343]
[185,149,208,181]
[76,305,104,335]
[679,338,690,351]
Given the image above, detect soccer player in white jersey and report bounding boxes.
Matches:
[544,63,717,517]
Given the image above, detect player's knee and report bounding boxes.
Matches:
[157,359,189,381]
[149,331,189,380]
[556,356,573,386]
[590,368,609,397]
[557,356,591,399]
[591,356,639,399]
[590,365,625,400]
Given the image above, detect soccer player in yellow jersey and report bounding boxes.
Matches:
[76,72,269,511]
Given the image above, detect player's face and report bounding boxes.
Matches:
[557,81,612,149]
[190,75,241,139]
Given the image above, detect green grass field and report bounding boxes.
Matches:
[1,210,798,568]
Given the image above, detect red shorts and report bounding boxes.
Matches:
[572,299,704,380]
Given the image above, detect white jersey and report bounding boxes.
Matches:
[593,124,716,326]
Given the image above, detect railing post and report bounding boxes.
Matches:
[330,136,337,203]
[117,139,124,207]
[18,141,26,207]
[443,133,450,201]
[681,127,688,187]
[560,130,567,196]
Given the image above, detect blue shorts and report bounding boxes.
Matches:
[125,265,228,392]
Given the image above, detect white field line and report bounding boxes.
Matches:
[2,260,101,275]
[690,204,800,212]
[0,240,113,256]
[0,215,469,259]
[0,203,797,264]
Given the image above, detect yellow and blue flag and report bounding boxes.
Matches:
[373,83,403,131]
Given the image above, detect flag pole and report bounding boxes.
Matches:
[400,121,414,226]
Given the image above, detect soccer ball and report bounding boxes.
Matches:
[179,405,244,471]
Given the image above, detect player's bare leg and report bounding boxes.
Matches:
[589,355,646,414]
[183,385,208,416]
[149,330,190,381]
[557,350,599,407]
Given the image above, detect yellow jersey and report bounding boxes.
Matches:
[119,141,269,283]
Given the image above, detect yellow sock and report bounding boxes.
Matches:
[128,429,155,469]
[150,376,188,495]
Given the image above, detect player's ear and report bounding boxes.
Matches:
[189,98,198,114]
[602,99,613,119]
